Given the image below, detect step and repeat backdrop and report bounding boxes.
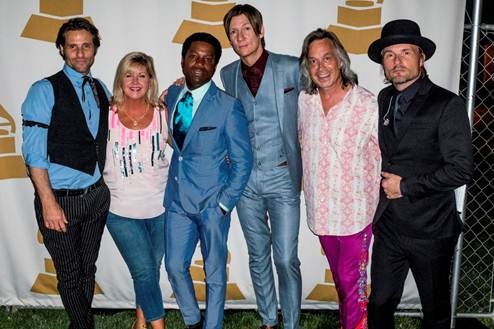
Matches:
[0,0,465,309]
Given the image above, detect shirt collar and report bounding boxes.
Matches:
[183,80,211,104]
[241,49,269,76]
[395,75,425,103]
[63,64,92,86]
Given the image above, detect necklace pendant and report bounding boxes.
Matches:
[133,121,138,127]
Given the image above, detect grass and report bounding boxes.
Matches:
[0,307,492,328]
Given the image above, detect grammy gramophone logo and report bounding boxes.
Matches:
[328,0,384,54]
[306,248,340,302]
[31,231,104,295]
[21,0,91,43]
[173,0,236,48]
[306,248,371,302]
[0,104,27,180]
[170,250,245,301]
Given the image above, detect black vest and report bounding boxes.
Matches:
[46,71,109,175]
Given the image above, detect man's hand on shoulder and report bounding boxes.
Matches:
[159,76,185,104]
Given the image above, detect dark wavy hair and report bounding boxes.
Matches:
[299,28,358,94]
[55,17,100,58]
[181,32,222,65]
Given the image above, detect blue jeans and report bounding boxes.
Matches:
[106,212,165,321]
[236,166,301,329]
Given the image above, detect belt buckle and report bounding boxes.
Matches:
[54,189,74,197]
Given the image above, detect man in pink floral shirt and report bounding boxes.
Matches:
[298,28,381,329]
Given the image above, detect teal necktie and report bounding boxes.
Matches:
[173,91,193,149]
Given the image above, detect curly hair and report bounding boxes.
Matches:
[182,32,222,65]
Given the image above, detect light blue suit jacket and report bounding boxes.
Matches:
[220,52,302,192]
[164,81,253,214]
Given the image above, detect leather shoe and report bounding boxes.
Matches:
[260,325,278,329]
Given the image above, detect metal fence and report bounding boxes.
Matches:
[456,11,494,321]
[395,2,494,328]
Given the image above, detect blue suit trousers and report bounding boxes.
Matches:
[164,202,231,329]
[236,166,301,329]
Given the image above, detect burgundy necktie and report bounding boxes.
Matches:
[246,67,262,96]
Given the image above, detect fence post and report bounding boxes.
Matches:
[450,0,483,328]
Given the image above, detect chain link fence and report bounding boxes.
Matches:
[457,10,494,319]
[393,3,494,328]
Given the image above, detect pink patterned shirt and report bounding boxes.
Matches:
[103,107,169,219]
[298,86,381,236]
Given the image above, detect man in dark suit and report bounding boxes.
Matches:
[164,32,252,329]
[366,19,473,329]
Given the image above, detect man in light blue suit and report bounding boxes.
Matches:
[221,5,302,329]
[164,32,253,329]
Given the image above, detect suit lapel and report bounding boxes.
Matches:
[168,86,184,150]
[232,52,284,134]
[269,54,285,134]
[235,62,249,97]
[394,79,432,141]
[381,78,433,155]
[379,88,395,155]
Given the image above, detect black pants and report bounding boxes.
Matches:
[368,222,457,329]
[34,184,110,329]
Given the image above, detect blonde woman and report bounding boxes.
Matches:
[104,52,168,329]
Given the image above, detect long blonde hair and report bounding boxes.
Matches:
[112,51,159,107]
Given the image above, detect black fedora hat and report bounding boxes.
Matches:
[367,19,436,63]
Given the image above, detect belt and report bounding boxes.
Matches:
[52,178,104,197]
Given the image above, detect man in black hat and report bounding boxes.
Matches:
[367,19,473,329]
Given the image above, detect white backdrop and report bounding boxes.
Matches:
[0,0,465,309]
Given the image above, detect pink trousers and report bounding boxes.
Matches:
[319,224,372,329]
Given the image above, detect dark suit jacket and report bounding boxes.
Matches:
[373,77,473,239]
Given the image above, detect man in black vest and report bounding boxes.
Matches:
[22,18,110,329]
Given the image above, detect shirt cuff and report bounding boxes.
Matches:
[219,202,229,213]
[23,155,50,169]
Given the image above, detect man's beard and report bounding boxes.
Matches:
[385,68,421,86]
